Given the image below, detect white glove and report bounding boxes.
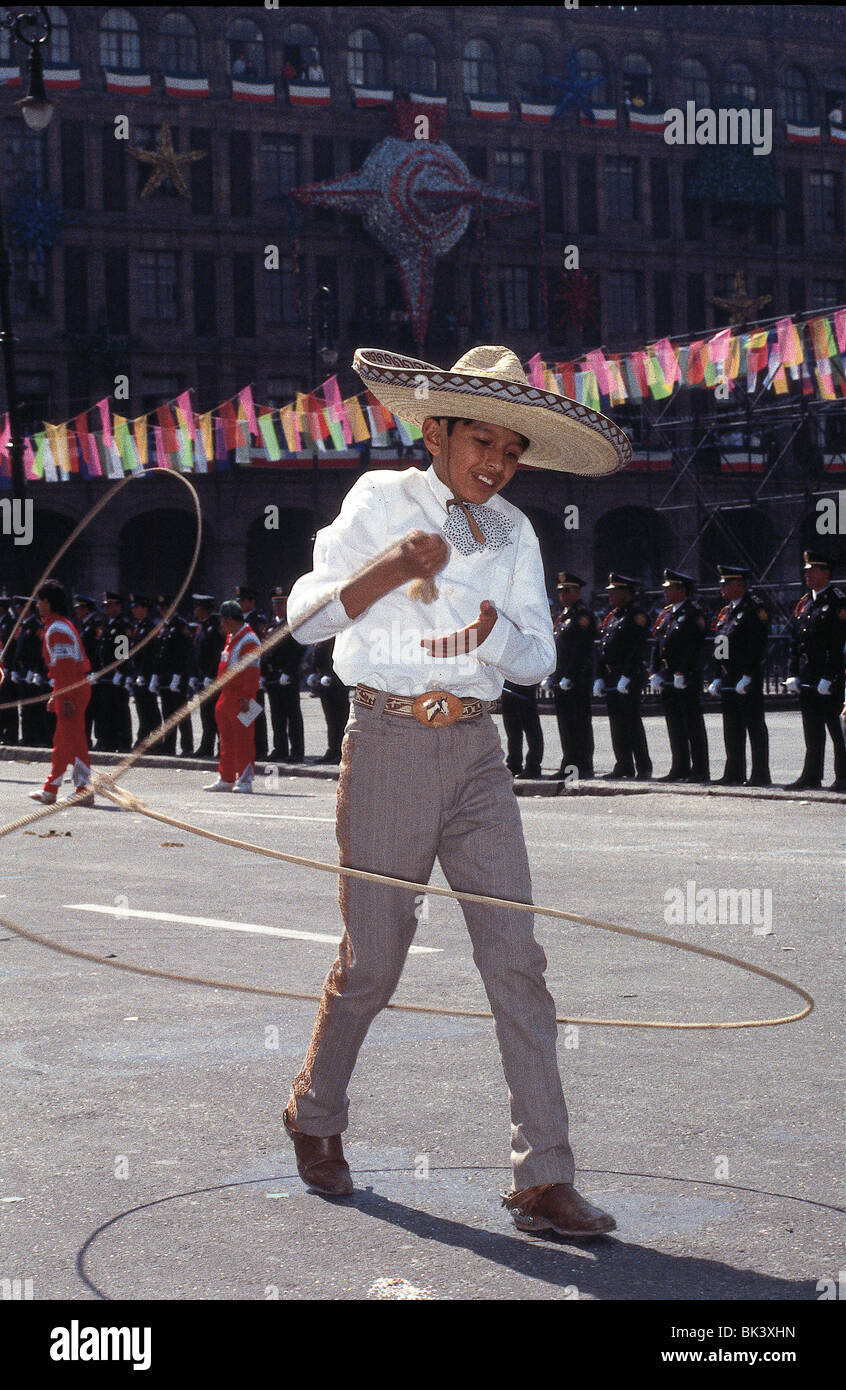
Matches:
[188,677,201,692]
[86,672,95,684]
[558,676,573,692]
[649,673,664,695]
[592,679,605,698]
[320,674,332,687]
[112,671,123,686]
[735,675,752,695]
[540,676,554,692]
[124,675,134,690]
[817,678,832,696]
[616,675,630,694]
[26,669,35,683]
[135,676,146,688]
[259,678,266,691]
[279,673,291,686]
[708,679,722,696]
[673,672,687,690]
[306,673,320,689]
[203,677,212,688]
[784,676,801,695]
[169,674,181,693]
[149,673,160,694]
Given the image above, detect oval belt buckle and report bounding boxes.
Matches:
[411,689,464,727]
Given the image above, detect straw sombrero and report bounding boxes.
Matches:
[352,345,631,475]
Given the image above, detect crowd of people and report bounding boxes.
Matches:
[1,548,845,799]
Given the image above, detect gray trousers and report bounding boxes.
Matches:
[287,690,576,1189]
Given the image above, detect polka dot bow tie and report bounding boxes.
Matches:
[444,498,515,555]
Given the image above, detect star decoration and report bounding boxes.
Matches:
[127,121,207,201]
[544,48,603,122]
[293,120,534,348]
[6,176,74,261]
[710,272,771,326]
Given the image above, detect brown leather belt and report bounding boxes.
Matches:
[354,682,489,728]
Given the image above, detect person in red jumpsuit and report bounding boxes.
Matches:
[29,579,94,806]
[204,599,261,793]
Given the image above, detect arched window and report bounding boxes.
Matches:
[347,28,384,88]
[824,68,846,122]
[513,41,545,101]
[577,49,609,106]
[45,6,71,65]
[723,62,757,105]
[282,22,320,82]
[780,66,811,123]
[463,38,498,97]
[678,57,710,107]
[99,8,140,70]
[622,52,653,108]
[227,18,264,81]
[159,11,199,76]
[401,31,437,93]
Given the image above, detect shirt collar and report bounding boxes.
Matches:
[423,463,503,516]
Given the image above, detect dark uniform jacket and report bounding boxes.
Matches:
[130,616,158,684]
[652,599,708,681]
[194,616,224,683]
[553,601,596,684]
[98,613,131,681]
[789,583,846,687]
[712,593,770,684]
[79,612,101,670]
[263,619,303,685]
[14,613,46,682]
[152,616,193,689]
[597,602,649,684]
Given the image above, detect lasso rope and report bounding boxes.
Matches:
[0,474,815,1031]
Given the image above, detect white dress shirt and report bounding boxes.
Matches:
[286,465,556,698]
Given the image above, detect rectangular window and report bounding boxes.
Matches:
[542,150,564,234]
[12,247,50,317]
[686,272,705,332]
[102,123,126,212]
[787,277,805,315]
[650,159,670,238]
[193,251,216,335]
[64,246,88,332]
[229,130,252,216]
[682,161,701,241]
[5,119,45,188]
[784,168,804,244]
[233,252,255,336]
[137,250,178,322]
[811,278,845,308]
[190,128,213,214]
[493,148,530,197]
[260,134,298,201]
[605,156,638,223]
[262,260,297,326]
[577,155,597,235]
[60,121,86,210]
[499,265,536,332]
[605,270,641,338]
[653,271,673,337]
[465,146,487,180]
[105,247,129,327]
[809,171,841,233]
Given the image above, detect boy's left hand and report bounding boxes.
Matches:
[421,600,497,658]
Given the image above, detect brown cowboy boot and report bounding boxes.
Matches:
[283,1108,353,1196]
[503,1182,616,1237]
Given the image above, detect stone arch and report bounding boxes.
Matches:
[117,507,209,603]
[1,506,78,597]
[699,506,777,583]
[593,505,672,593]
[246,507,316,600]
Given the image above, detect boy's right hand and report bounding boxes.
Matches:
[396,531,449,583]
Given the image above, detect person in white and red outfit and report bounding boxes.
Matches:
[204,600,261,793]
[29,579,94,806]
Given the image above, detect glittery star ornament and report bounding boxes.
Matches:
[127,121,208,201]
[293,126,534,348]
[545,48,603,122]
[710,272,771,326]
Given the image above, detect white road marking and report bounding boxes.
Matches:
[63,904,441,953]
[187,808,335,823]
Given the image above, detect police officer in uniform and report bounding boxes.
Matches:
[94,591,132,751]
[650,569,710,782]
[128,594,160,747]
[14,597,51,747]
[264,588,304,763]
[306,637,349,763]
[547,572,596,779]
[152,595,195,756]
[708,564,771,786]
[595,573,652,780]
[236,585,268,761]
[191,594,224,759]
[73,595,101,747]
[500,679,544,778]
[0,593,19,743]
[784,551,846,791]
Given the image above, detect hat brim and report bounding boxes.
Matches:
[353,348,631,476]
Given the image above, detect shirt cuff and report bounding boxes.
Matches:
[472,610,512,668]
[287,586,351,644]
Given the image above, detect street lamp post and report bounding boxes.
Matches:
[307,284,337,521]
[0,6,54,500]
